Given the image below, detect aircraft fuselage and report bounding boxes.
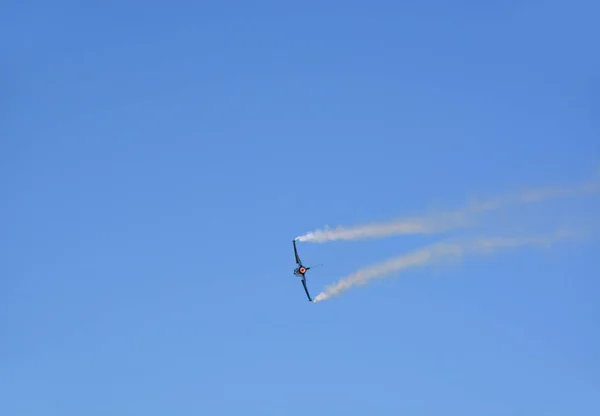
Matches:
[294,266,307,277]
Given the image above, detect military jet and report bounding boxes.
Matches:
[293,239,314,302]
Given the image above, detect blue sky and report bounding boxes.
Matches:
[2,1,599,414]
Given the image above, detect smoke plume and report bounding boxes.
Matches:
[296,177,599,243]
[312,229,582,302]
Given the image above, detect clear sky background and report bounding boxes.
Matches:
[2,1,599,415]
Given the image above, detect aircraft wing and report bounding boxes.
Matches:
[293,240,302,265]
[301,278,312,302]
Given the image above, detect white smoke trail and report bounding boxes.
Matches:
[312,228,582,303]
[296,177,599,243]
